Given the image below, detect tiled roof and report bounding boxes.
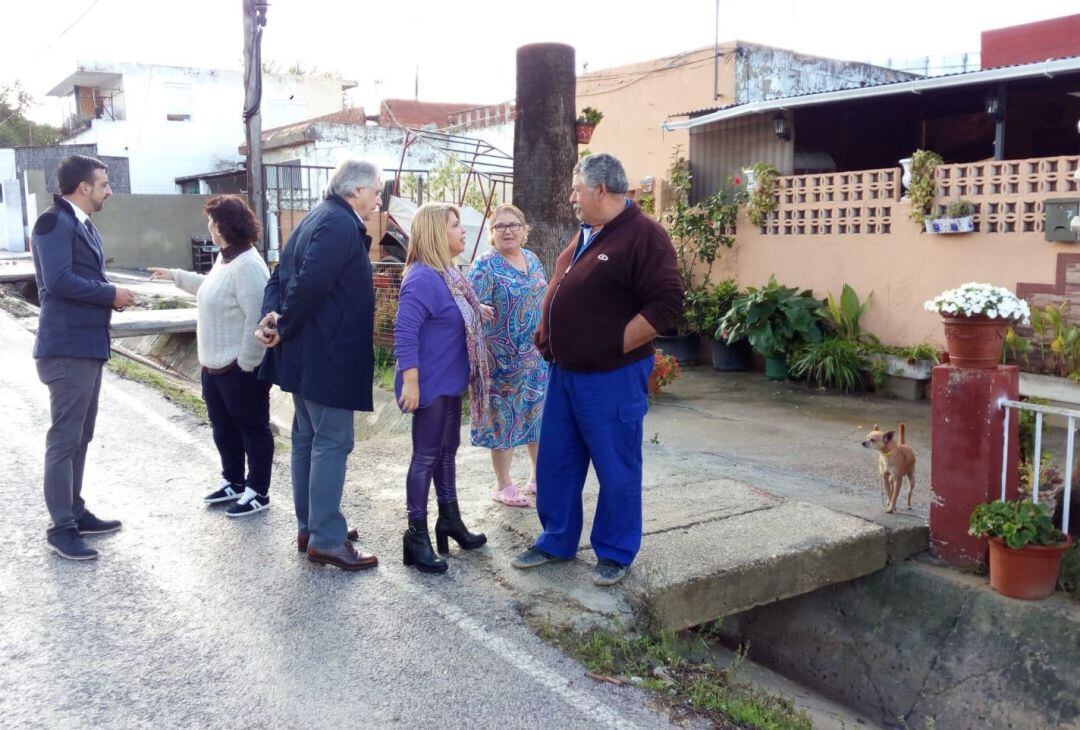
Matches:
[379,99,485,128]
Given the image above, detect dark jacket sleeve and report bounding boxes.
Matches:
[261,260,282,317]
[277,217,355,340]
[632,222,683,334]
[34,216,115,306]
[532,239,577,360]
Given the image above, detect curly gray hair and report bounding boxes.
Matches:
[573,153,628,194]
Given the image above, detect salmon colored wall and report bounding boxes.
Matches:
[711,202,1073,348]
[576,46,735,206]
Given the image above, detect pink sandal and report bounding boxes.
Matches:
[492,484,531,508]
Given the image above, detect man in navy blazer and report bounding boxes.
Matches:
[31,155,135,560]
[257,158,380,571]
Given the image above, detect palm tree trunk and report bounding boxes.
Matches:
[513,43,578,279]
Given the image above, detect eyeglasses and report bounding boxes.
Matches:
[493,222,524,233]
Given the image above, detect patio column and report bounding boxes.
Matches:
[929,364,1020,566]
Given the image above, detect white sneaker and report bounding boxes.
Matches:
[225,487,269,517]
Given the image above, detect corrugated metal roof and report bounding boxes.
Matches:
[665,55,1080,129]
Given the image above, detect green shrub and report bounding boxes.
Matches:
[790,337,867,392]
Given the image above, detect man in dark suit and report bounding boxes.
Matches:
[31,155,135,560]
[257,158,381,571]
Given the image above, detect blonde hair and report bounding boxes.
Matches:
[487,203,529,242]
[406,202,460,272]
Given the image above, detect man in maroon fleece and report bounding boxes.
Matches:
[511,153,683,586]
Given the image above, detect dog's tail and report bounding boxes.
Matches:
[899,423,906,445]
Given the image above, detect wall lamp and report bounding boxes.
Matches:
[773,112,790,141]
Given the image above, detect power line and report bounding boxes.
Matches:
[2,0,105,86]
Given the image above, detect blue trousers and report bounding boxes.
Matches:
[291,395,354,550]
[534,356,652,566]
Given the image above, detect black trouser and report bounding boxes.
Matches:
[201,365,274,496]
[406,395,461,521]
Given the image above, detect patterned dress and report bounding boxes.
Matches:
[468,248,548,449]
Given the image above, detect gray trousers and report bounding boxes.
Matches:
[291,395,355,550]
[36,357,105,535]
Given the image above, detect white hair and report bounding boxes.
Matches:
[325,159,381,199]
[573,153,628,194]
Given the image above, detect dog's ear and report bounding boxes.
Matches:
[884,431,895,443]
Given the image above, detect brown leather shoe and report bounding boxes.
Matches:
[297,528,359,553]
[307,540,378,571]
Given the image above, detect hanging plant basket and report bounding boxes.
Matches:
[575,123,596,144]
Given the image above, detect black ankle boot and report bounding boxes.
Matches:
[434,501,487,554]
[403,519,448,574]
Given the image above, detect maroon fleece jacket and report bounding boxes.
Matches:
[534,202,684,372]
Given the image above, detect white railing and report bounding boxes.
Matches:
[1001,399,1074,533]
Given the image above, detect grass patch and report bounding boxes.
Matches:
[148,297,195,310]
[106,356,208,423]
[374,345,395,392]
[537,621,810,730]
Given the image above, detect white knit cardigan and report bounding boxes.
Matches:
[169,246,269,372]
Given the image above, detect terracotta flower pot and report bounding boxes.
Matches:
[987,535,1073,600]
[575,123,596,144]
[940,314,1009,369]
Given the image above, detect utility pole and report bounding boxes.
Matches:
[243,0,269,256]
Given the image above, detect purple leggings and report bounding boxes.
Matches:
[406,395,461,521]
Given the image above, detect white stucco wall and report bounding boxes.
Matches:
[63,63,348,194]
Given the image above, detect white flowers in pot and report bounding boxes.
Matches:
[923,282,1031,324]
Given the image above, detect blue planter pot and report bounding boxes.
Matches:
[709,338,752,372]
[655,333,699,366]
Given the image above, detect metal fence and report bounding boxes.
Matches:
[1001,399,1075,533]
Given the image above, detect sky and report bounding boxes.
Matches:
[1,0,1077,125]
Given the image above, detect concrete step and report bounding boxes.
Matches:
[0,262,36,283]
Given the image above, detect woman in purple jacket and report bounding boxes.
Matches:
[395,203,491,574]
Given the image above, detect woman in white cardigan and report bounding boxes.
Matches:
[149,195,273,516]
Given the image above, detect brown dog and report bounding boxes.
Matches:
[862,423,917,513]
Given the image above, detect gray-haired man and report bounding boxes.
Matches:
[257,159,382,571]
[513,153,683,585]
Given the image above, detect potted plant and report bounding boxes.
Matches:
[650,348,681,394]
[907,149,943,228]
[685,278,751,371]
[969,499,1073,600]
[661,149,739,365]
[742,162,779,228]
[924,283,1031,368]
[925,199,976,234]
[575,107,604,144]
[717,276,823,380]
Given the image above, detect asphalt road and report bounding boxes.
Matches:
[0,311,671,729]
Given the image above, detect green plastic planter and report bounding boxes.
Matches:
[764,356,788,381]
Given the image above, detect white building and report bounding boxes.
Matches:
[48,61,355,193]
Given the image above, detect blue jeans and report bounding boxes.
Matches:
[534,356,652,566]
[291,395,354,550]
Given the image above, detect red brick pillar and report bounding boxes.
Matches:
[930,364,1020,566]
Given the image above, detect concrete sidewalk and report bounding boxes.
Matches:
[352,367,932,632]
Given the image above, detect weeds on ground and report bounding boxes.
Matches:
[149,297,195,310]
[536,619,810,730]
[1060,543,1080,601]
[374,345,395,391]
[106,356,208,423]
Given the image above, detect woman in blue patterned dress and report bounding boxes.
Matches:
[468,204,548,508]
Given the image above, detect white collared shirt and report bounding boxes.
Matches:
[62,196,90,227]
